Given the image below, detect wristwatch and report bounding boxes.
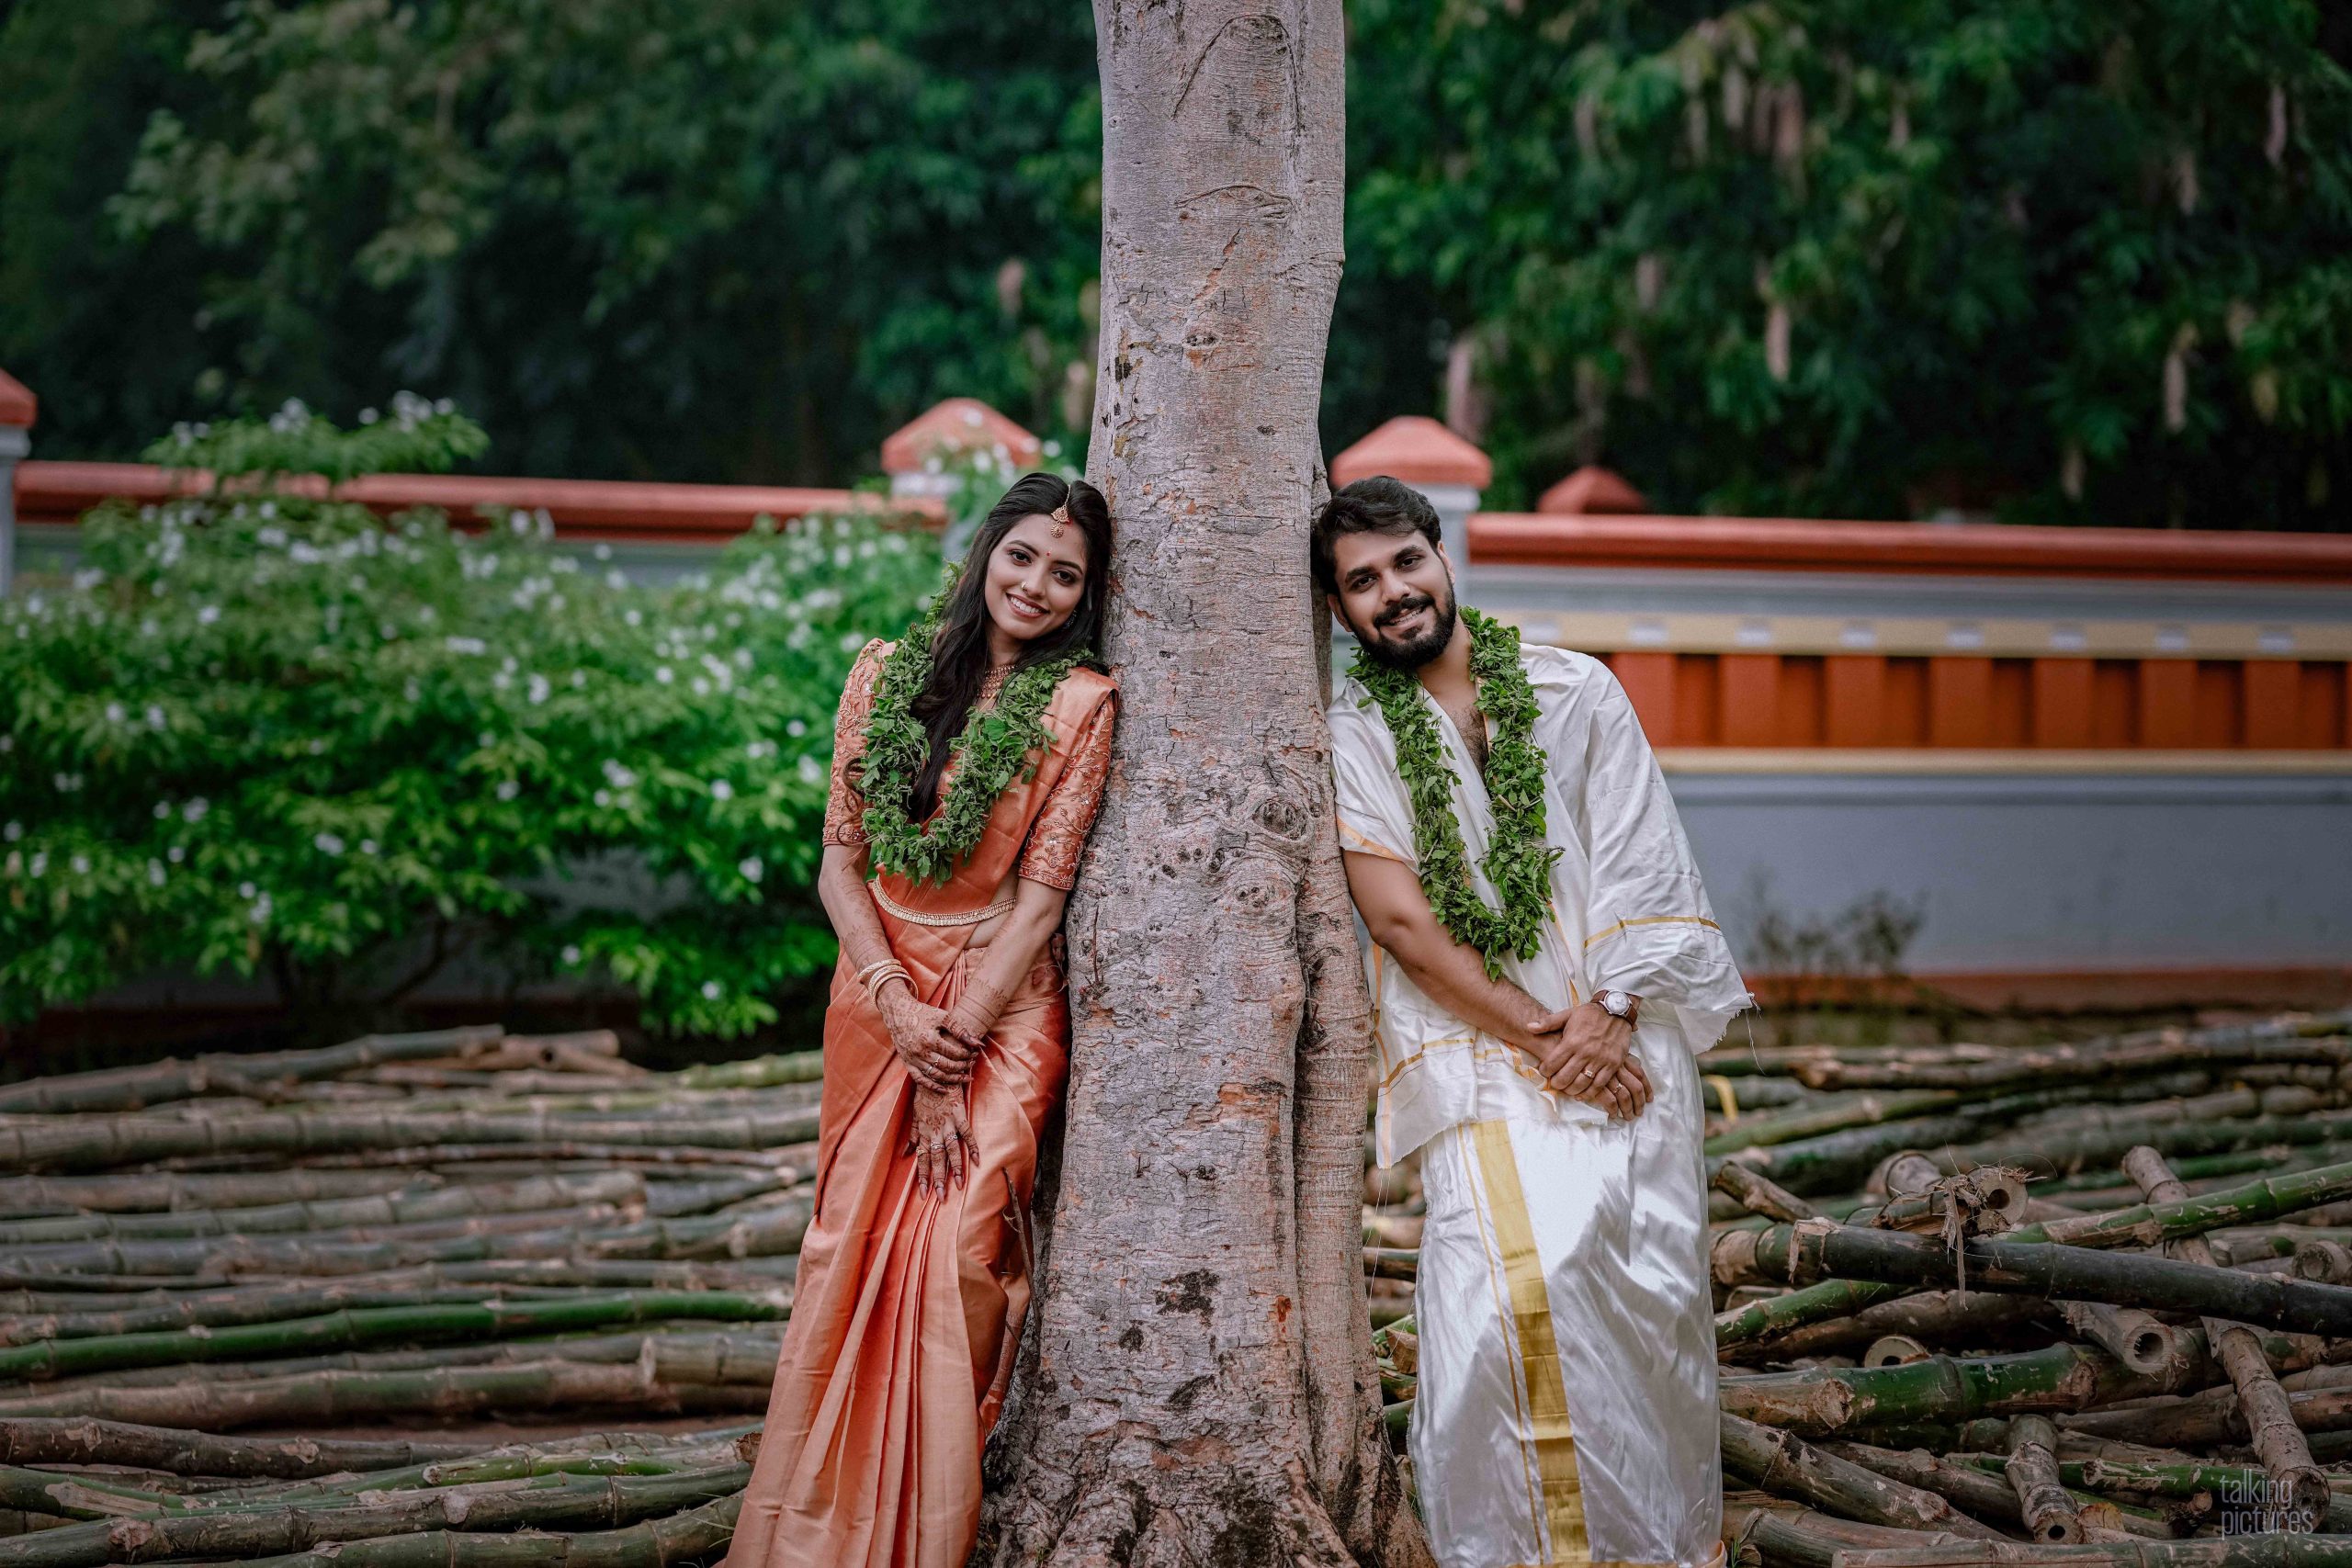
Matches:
[1595,988,1641,1025]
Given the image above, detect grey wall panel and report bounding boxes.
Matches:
[1668,770,2352,971]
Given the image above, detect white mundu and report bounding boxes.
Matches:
[1330,641,1749,1568]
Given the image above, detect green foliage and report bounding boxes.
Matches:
[1340,0,2352,525]
[151,393,490,488]
[1350,609,1561,980]
[0,406,938,1037]
[69,0,1101,482]
[4,0,2349,528]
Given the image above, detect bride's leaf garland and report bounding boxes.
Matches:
[1351,606,1561,979]
[858,578,1091,886]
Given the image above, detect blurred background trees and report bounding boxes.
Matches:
[3,0,2349,526]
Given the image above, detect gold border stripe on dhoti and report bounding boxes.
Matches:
[1469,1119,1589,1565]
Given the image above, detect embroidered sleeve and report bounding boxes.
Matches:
[822,639,889,848]
[1016,693,1118,890]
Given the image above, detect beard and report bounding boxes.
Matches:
[1355,582,1458,672]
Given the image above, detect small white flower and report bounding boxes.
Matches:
[526,673,550,705]
[249,893,272,923]
[105,702,127,724]
[655,666,673,684]
[624,608,642,627]
[359,407,379,424]
[691,677,710,696]
[53,773,80,793]
[701,980,722,1000]
[797,755,823,784]
[444,636,487,656]
[1,821,18,840]
[594,788,612,807]
[183,797,208,822]
[709,780,734,801]
[146,705,166,730]
[570,671,585,687]
[70,854,90,875]
[153,802,172,820]
[593,544,612,561]
[603,761,638,789]
[479,732,495,749]
[359,839,378,855]
[496,779,520,801]
[148,860,165,886]
[238,881,256,898]
[198,605,220,625]
[167,845,185,863]
[785,719,807,739]
[28,852,47,877]
[314,832,345,855]
[560,943,583,965]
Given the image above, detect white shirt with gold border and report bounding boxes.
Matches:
[1329,642,1752,1168]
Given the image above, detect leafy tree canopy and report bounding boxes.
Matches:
[3,0,2348,526]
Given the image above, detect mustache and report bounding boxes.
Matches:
[1374,592,1437,629]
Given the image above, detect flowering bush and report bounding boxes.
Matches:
[0,400,938,1037]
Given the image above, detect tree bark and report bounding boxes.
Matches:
[976,6,1425,1565]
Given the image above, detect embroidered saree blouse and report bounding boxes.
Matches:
[822,638,1117,891]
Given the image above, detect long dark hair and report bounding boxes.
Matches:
[907,472,1112,819]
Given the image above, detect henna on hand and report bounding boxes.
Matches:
[907,1085,977,1195]
[879,987,975,1090]
[942,973,1014,1049]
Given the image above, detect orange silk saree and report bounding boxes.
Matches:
[725,643,1116,1568]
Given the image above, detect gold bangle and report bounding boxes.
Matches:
[861,961,912,1004]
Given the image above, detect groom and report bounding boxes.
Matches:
[1317,477,1749,1568]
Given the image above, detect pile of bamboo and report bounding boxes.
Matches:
[1367,1009,2352,1566]
[0,1025,819,1564]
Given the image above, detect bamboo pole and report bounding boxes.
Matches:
[2058,1385,2352,1448]
[1827,1540,2352,1568]
[0,1105,823,1176]
[0,1194,815,1280]
[2005,1416,2085,1545]
[0,1170,420,1217]
[0,1419,480,1479]
[0,1358,769,1429]
[1730,1222,2352,1337]
[0,1173,649,1247]
[1789,1034,2352,1094]
[221,1491,743,1568]
[1727,1292,2050,1364]
[0,1029,508,1117]
[1818,1445,2027,1531]
[1716,1165,1829,1223]
[1721,1344,2166,1438]
[0,1464,750,1568]
[0,1290,791,1381]
[2120,1146,2330,1523]
[1722,1497,1959,1568]
[1720,1414,2007,1539]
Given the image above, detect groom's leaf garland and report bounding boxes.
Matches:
[858,576,1091,886]
[1352,607,1561,979]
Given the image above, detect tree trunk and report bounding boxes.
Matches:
[976,5,1425,1564]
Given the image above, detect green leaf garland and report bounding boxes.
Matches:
[1351,607,1562,979]
[858,579,1091,886]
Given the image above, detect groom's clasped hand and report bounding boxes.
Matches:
[1523,999,1654,1121]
